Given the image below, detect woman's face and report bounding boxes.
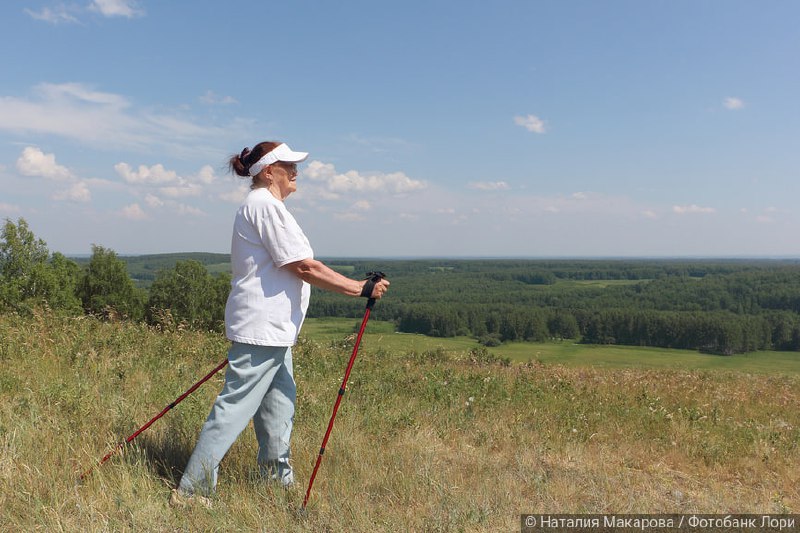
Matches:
[265,162,298,200]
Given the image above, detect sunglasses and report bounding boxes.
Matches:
[271,162,298,176]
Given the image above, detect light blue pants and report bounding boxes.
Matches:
[178,342,295,496]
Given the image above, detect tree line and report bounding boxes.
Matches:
[309,259,800,354]
[4,217,800,355]
[1,218,229,332]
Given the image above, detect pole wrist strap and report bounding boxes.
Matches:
[360,271,385,298]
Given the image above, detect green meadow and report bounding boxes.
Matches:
[303,317,800,375]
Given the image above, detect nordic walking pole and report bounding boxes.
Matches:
[80,358,229,481]
[302,271,385,510]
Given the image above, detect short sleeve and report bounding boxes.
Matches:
[253,201,313,267]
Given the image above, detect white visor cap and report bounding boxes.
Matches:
[248,143,309,176]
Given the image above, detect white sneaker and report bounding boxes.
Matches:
[261,459,294,488]
[169,488,212,509]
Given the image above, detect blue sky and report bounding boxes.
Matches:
[1,1,798,257]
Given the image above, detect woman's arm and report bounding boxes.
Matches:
[282,258,389,298]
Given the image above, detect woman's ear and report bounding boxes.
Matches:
[256,168,272,186]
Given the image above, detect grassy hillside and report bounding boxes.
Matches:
[1,311,798,531]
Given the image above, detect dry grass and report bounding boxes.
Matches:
[1,309,798,531]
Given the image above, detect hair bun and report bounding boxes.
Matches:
[239,147,251,164]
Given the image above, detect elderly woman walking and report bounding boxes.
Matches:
[172,141,389,505]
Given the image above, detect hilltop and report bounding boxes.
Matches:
[1,310,797,530]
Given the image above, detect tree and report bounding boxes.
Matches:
[0,218,50,306]
[147,260,227,331]
[547,311,579,340]
[41,252,83,313]
[212,271,231,326]
[0,218,82,312]
[77,245,144,320]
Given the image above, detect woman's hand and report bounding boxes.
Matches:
[363,278,390,299]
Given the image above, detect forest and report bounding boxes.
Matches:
[311,258,800,355]
[3,217,800,355]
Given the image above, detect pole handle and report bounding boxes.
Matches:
[360,271,386,309]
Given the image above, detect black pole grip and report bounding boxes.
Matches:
[360,271,386,309]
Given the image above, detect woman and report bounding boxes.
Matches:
[174,141,389,503]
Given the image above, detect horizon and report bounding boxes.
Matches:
[2,1,799,257]
[63,250,800,262]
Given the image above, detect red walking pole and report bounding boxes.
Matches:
[302,272,385,510]
[80,358,229,481]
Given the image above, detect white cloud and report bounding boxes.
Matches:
[0,83,242,154]
[115,162,178,184]
[53,182,91,203]
[144,194,164,208]
[159,184,203,198]
[199,90,237,105]
[194,165,216,184]
[27,1,142,23]
[723,97,744,110]
[672,204,716,214]
[641,210,658,219]
[113,161,211,215]
[89,0,144,18]
[120,203,147,220]
[176,203,205,216]
[336,170,423,194]
[304,160,336,180]
[514,114,547,133]
[353,200,371,211]
[302,160,426,196]
[14,146,101,204]
[138,194,203,216]
[37,82,130,107]
[468,181,510,191]
[220,185,250,204]
[754,207,778,224]
[115,163,216,201]
[24,6,78,24]
[334,212,365,221]
[16,147,72,180]
[0,203,22,216]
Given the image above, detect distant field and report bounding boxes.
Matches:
[329,264,355,275]
[203,262,231,275]
[302,317,800,375]
[493,340,800,375]
[555,279,649,288]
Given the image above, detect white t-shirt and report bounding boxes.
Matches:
[225,188,314,346]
